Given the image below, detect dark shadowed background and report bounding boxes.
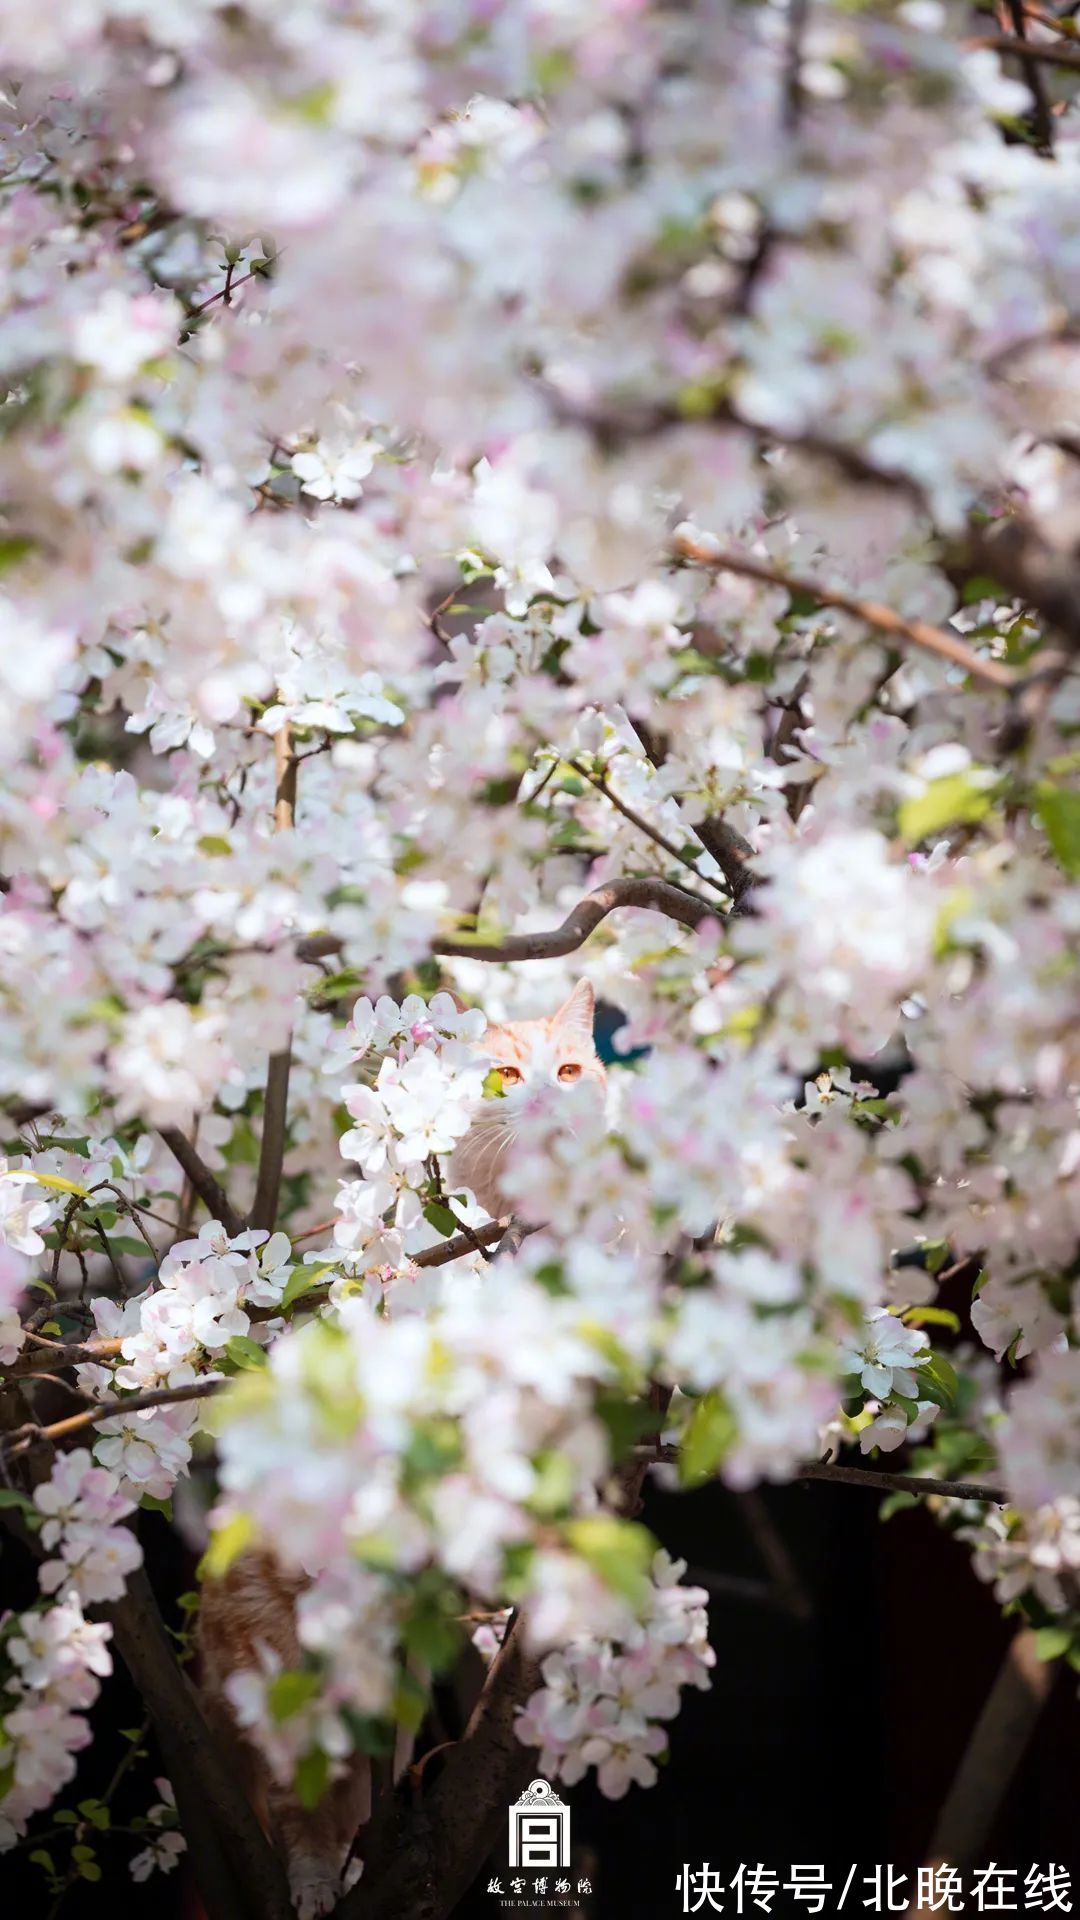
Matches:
[4,1472,1078,1920]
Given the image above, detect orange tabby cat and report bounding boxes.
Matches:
[450,979,606,1220]
[197,980,604,1916]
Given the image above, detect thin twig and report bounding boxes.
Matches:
[185,264,269,320]
[3,1379,222,1458]
[637,1445,1005,1504]
[673,534,1018,692]
[568,760,728,900]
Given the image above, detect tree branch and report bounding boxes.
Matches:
[638,1446,1005,1503]
[1000,1,1056,154]
[104,1567,293,1920]
[298,877,718,970]
[907,1627,1055,1913]
[251,723,298,1233]
[6,1334,125,1379]
[568,761,728,901]
[629,719,757,908]
[338,1612,545,1920]
[971,29,1080,73]
[2,1379,222,1458]
[250,1046,292,1232]
[672,534,1018,692]
[159,1129,243,1237]
[795,1460,1005,1503]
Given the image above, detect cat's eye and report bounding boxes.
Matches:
[499,1064,524,1086]
[557,1063,583,1083]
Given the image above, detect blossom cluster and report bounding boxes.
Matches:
[0,1449,141,1847]
[513,1551,715,1799]
[0,0,1078,1877]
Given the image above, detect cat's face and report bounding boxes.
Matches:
[480,979,606,1105]
[449,980,605,1220]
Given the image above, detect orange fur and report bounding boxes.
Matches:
[198,1552,370,1918]
[450,978,606,1221]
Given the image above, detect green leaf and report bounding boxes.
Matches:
[78,1860,103,1882]
[879,1491,920,1521]
[107,1235,154,1258]
[72,1841,98,1860]
[29,1849,55,1872]
[961,574,1006,605]
[139,1493,173,1520]
[341,1710,395,1757]
[0,535,35,573]
[481,1068,506,1100]
[82,1205,118,1230]
[919,1353,959,1413]
[294,1748,330,1810]
[0,1487,39,1515]
[200,1510,254,1579]
[902,1306,961,1332]
[268,1669,322,1723]
[310,968,363,1003]
[898,769,999,845]
[197,834,233,857]
[403,1603,460,1673]
[224,1334,268,1371]
[281,1261,335,1312]
[679,1390,737,1487]
[1033,783,1080,879]
[392,1669,430,1734]
[564,1515,655,1607]
[1033,1625,1073,1662]
[594,1393,659,1458]
[422,1202,459,1238]
[527,1450,576,1519]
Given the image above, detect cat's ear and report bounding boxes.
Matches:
[553,979,595,1045]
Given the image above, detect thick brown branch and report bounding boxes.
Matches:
[338,1612,545,1920]
[250,1046,292,1231]
[159,1128,243,1237]
[105,1567,293,1920]
[298,877,717,970]
[251,722,298,1232]
[907,1628,1055,1909]
[436,876,716,956]
[673,535,1018,692]
[6,1334,124,1379]
[971,29,1080,72]
[1001,1,1056,154]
